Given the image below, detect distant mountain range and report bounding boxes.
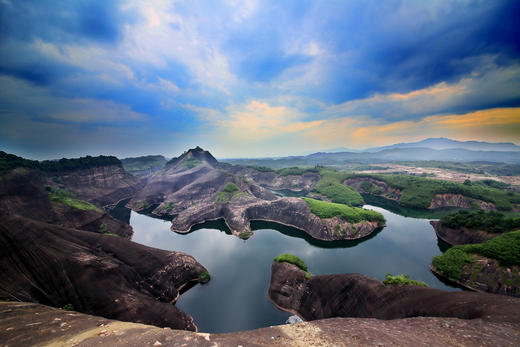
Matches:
[222,138,520,167]
[364,138,520,152]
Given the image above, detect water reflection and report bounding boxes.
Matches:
[130,204,460,333]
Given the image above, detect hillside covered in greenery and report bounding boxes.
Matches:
[302,197,385,224]
[1,151,121,174]
[346,173,520,211]
[440,210,520,233]
[432,230,520,281]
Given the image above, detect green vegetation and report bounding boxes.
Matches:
[136,200,149,210]
[433,230,520,280]
[432,248,473,280]
[62,304,75,311]
[1,151,121,174]
[239,231,252,239]
[345,173,520,211]
[247,165,276,172]
[182,157,201,169]
[274,253,311,278]
[277,166,319,176]
[360,181,383,195]
[215,182,241,204]
[302,197,385,224]
[98,223,108,234]
[163,201,175,212]
[440,210,520,233]
[383,274,428,287]
[45,185,101,212]
[199,270,211,284]
[312,169,364,206]
[121,155,166,173]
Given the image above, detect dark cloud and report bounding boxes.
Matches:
[0,0,129,44]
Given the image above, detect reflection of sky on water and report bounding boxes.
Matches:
[130,205,458,333]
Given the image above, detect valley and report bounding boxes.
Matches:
[1,139,520,345]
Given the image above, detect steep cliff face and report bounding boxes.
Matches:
[0,168,133,238]
[430,220,496,245]
[268,261,520,323]
[55,164,144,206]
[0,214,207,331]
[345,177,402,201]
[429,193,496,210]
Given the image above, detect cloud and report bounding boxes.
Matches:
[0,76,147,123]
[304,108,520,149]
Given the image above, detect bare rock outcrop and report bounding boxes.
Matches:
[268,261,520,323]
[430,220,497,245]
[0,214,207,331]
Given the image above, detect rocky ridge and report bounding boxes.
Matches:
[128,147,382,240]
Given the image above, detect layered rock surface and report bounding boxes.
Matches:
[2,301,519,346]
[0,214,207,330]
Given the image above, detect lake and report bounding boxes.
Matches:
[130,205,459,333]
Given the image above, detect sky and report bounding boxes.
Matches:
[0,0,519,159]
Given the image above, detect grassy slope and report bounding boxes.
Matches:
[346,173,520,211]
[440,210,520,233]
[302,197,385,224]
[432,230,520,280]
[45,185,101,212]
[312,169,364,206]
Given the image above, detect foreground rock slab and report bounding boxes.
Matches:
[1,301,519,347]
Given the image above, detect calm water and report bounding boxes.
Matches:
[130,205,458,333]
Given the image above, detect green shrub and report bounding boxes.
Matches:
[239,231,252,239]
[302,197,385,224]
[383,274,428,287]
[98,223,108,234]
[432,248,473,280]
[62,304,74,311]
[215,182,241,204]
[274,253,310,275]
[163,201,175,211]
[199,270,211,284]
[222,182,240,193]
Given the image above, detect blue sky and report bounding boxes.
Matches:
[0,0,519,159]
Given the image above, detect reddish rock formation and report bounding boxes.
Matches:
[268,261,520,323]
[429,193,496,210]
[0,214,207,331]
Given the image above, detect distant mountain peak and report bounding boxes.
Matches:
[167,147,218,168]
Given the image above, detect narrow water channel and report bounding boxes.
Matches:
[130,205,459,333]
